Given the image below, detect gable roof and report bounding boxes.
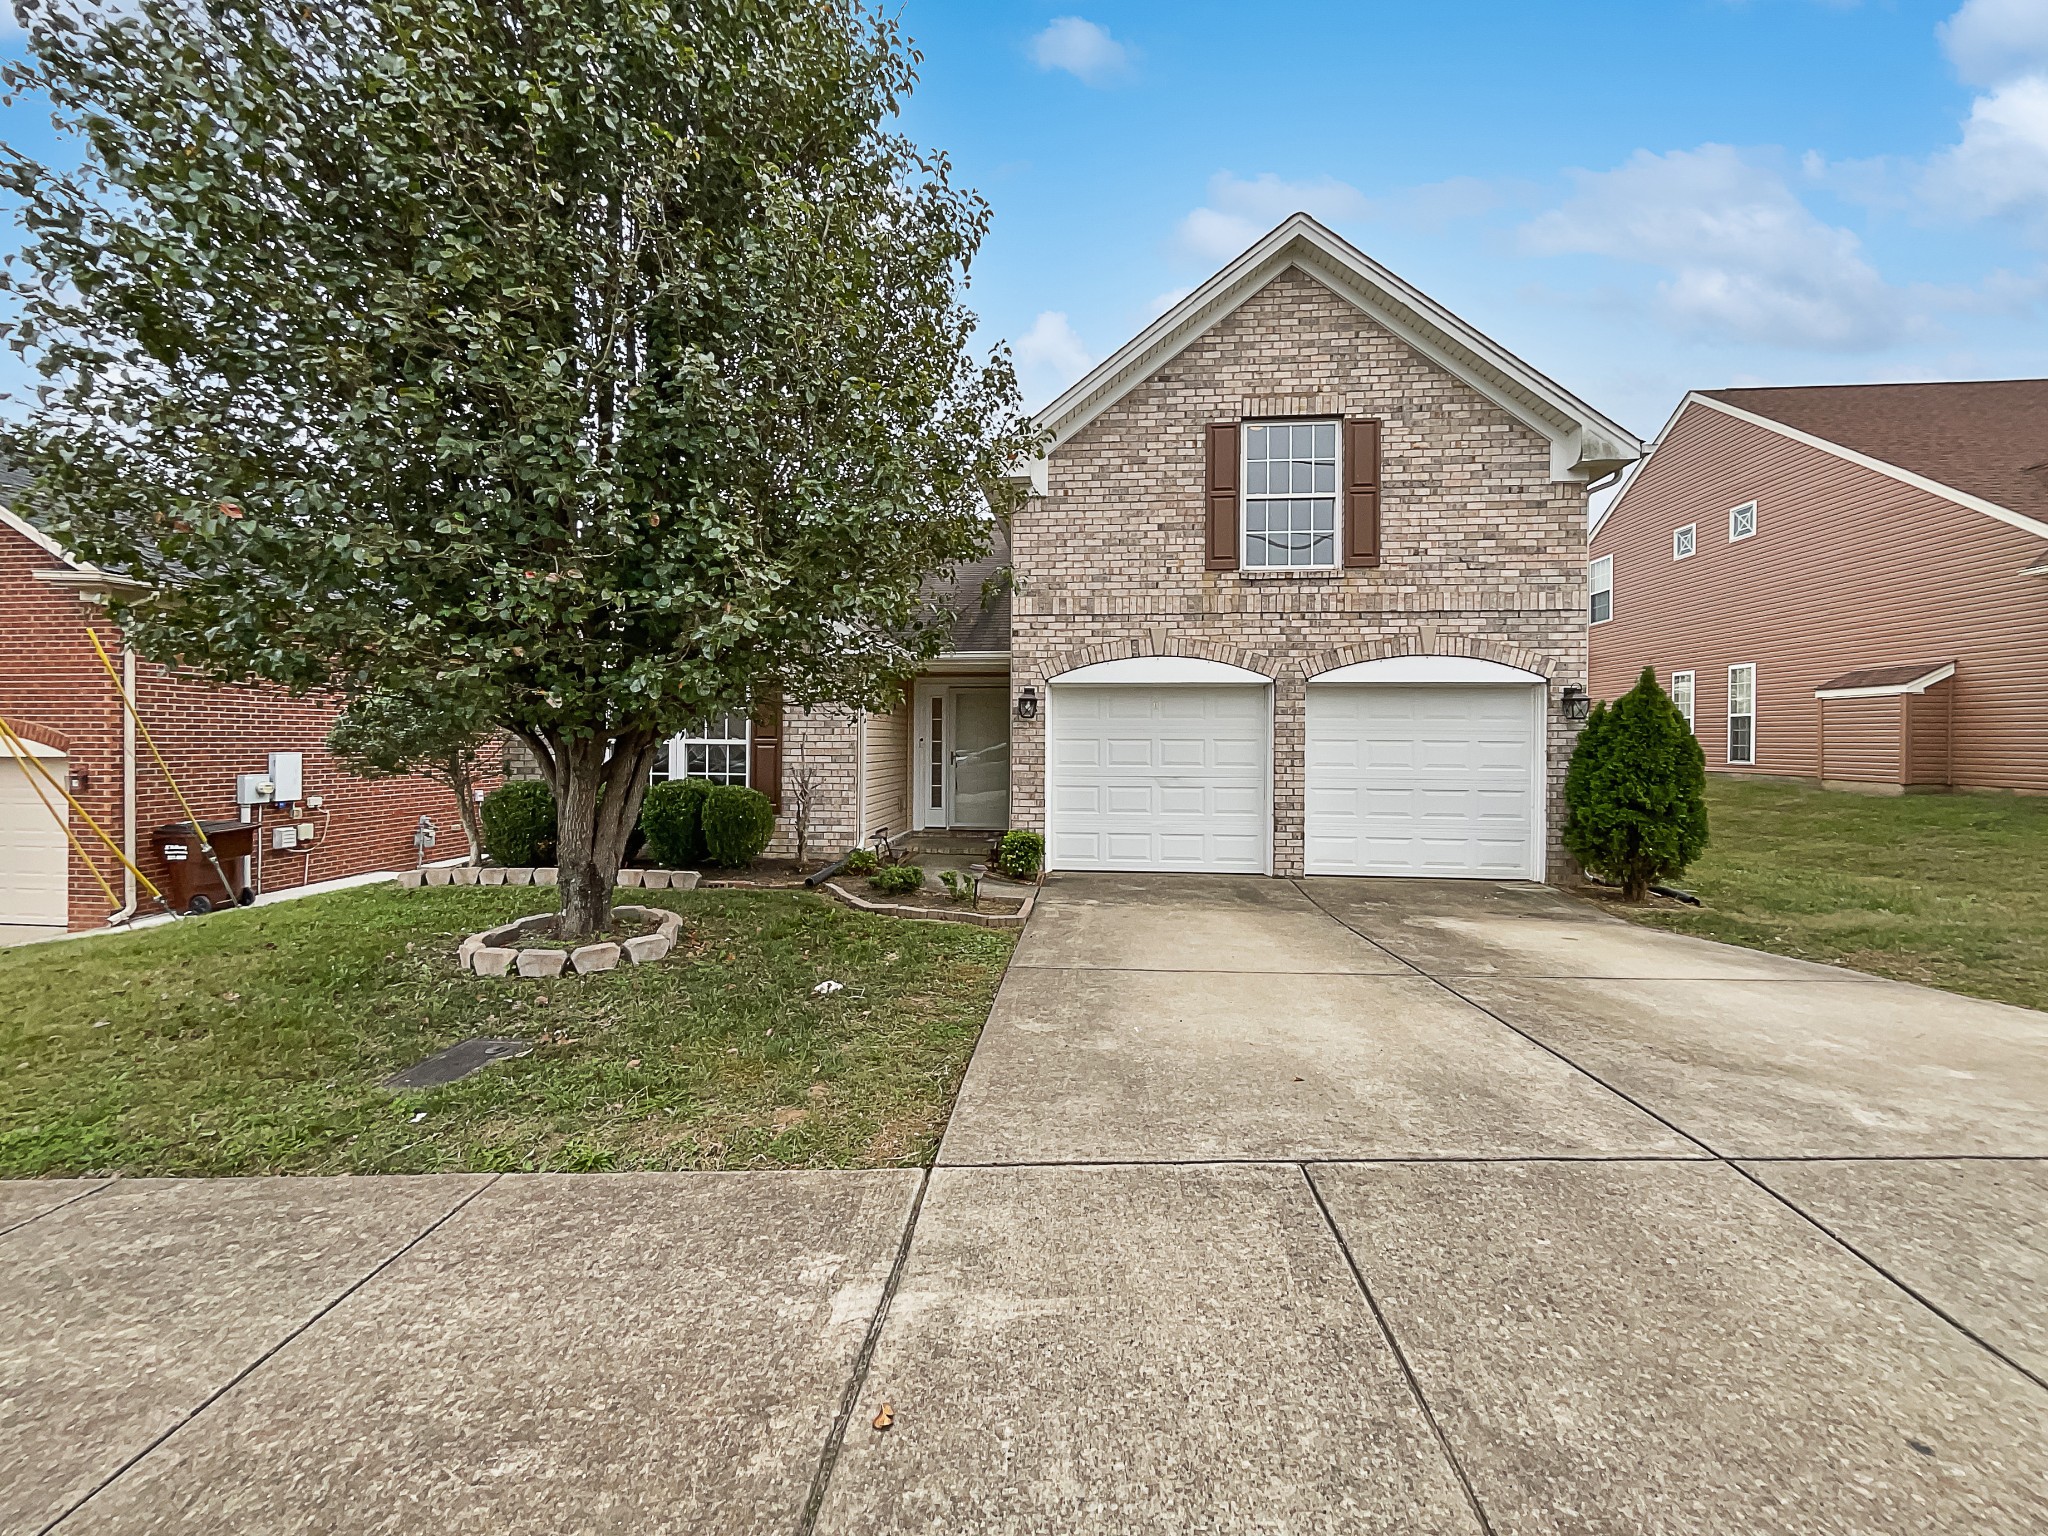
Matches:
[1705,380,2048,532]
[1027,213,1640,486]
[1600,381,2048,544]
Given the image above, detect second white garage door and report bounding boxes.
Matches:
[1305,684,1543,878]
[1048,685,1270,873]
[1,755,71,927]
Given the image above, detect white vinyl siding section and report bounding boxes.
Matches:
[1304,685,1544,879]
[1047,685,1270,872]
[1728,664,1756,765]
[1671,670,1695,731]
[1589,555,1613,624]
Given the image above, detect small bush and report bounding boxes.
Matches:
[869,863,924,897]
[481,779,556,867]
[639,779,711,867]
[701,784,776,867]
[1564,666,1709,901]
[995,829,1044,881]
[842,847,880,875]
[939,869,973,903]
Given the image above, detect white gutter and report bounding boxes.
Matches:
[113,645,138,922]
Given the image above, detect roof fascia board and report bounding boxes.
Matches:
[1589,392,1696,542]
[1692,393,2048,543]
[1814,662,1957,700]
[0,504,84,568]
[1032,214,1640,483]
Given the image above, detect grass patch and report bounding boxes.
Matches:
[0,884,1014,1177]
[1625,778,2048,1011]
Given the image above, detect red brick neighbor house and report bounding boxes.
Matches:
[1,501,480,936]
[712,214,1641,880]
[1588,380,2048,794]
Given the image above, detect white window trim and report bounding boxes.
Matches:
[1589,554,1614,625]
[658,715,751,786]
[1729,500,1758,542]
[1671,669,1695,731]
[1727,663,1756,765]
[1241,417,1340,572]
[1673,523,1696,560]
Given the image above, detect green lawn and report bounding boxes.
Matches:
[0,885,1014,1178]
[1625,778,2048,1013]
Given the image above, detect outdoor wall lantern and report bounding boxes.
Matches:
[1562,684,1591,723]
[1015,685,1039,721]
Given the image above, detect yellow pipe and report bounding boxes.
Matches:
[0,714,170,907]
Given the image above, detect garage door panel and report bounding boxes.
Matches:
[1,758,71,926]
[1050,685,1269,874]
[1306,685,1540,879]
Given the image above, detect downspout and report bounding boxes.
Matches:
[107,641,139,924]
[854,708,868,849]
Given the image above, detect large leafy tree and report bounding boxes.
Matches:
[1,0,1030,936]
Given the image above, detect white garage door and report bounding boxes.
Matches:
[1049,685,1270,872]
[0,756,71,926]
[1305,685,1542,878]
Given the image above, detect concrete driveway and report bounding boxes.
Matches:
[6,875,2046,1533]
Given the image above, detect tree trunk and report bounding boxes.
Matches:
[447,755,483,865]
[548,729,659,940]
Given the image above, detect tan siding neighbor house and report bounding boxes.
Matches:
[1589,381,2048,793]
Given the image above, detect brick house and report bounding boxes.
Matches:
[1588,381,2048,793]
[1,503,482,935]
[712,214,1641,880]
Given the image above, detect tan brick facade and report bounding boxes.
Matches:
[1009,266,1591,880]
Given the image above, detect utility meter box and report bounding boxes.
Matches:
[267,751,305,803]
[235,773,275,806]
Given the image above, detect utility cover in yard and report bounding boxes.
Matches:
[383,1039,533,1091]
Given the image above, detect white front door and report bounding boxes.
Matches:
[0,757,71,926]
[1047,685,1270,873]
[914,685,1011,830]
[1304,684,1544,878]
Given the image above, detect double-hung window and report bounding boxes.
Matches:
[1671,670,1695,731]
[1243,420,1338,568]
[1729,500,1758,542]
[1727,664,1756,765]
[1589,555,1614,624]
[655,712,751,785]
[1673,523,1696,560]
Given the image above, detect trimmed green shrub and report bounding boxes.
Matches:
[938,869,973,903]
[480,779,556,867]
[1564,666,1709,901]
[701,784,776,867]
[842,847,881,875]
[868,863,924,897]
[638,779,711,867]
[995,829,1044,881]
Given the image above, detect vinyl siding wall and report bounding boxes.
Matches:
[1589,401,2048,791]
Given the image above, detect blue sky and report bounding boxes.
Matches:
[4,0,2046,441]
[892,0,2048,436]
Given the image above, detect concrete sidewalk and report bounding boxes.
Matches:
[5,875,2046,1533]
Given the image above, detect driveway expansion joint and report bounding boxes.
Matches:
[0,1179,112,1240]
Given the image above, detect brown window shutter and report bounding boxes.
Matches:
[1205,422,1240,571]
[750,688,783,811]
[1344,418,1381,568]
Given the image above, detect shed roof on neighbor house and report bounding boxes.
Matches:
[1813,660,1956,697]
[1702,380,2048,528]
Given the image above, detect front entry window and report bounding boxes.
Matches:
[655,712,750,785]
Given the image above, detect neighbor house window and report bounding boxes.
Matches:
[1728,664,1756,765]
[1243,420,1338,568]
[1673,523,1696,560]
[655,712,750,785]
[1671,670,1695,731]
[1589,555,1614,624]
[1729,500,1758,542]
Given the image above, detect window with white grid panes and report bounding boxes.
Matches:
[654,713,750,785]
[1243,420,1338,568]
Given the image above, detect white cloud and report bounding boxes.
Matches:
[1013,310,1093,406]
[1520,145,1909,350]
[1172,172,1370,262]
[1923,74,2048,223]
[1940,0,2048,87]
[1146,285,1194,318]
[1028,17,1130,86]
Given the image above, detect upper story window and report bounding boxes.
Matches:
[1673,523,1696,560]
[1729,500,1758,542]
[1243,420,1338,569]
[654,712,750,786]
[1671,670,1695,731]
[1589,555,1614,624]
